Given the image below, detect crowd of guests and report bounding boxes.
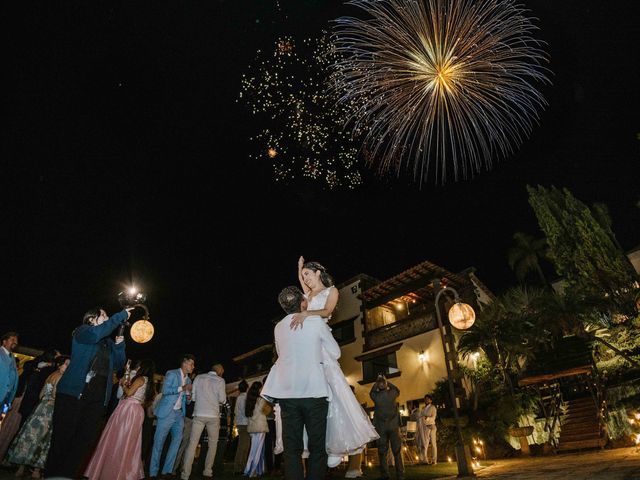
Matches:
[0,319,291,480]
[0,276,440,480]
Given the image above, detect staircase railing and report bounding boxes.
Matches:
[535,382,564,448]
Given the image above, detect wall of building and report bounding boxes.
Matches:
[333,277,453,412]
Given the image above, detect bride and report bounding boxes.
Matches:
[287,256,379,467]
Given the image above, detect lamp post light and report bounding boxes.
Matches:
[432,279,476,477]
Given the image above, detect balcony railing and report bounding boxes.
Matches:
[365,304,437,350]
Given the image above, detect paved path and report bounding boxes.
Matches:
[0,448,638,479]
[462,447,640,480]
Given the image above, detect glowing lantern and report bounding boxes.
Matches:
[130,319,154,343]
[448,302,475,330]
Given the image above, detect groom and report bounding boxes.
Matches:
[262,286,341,480]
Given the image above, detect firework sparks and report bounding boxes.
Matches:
[331,0,551,185]
[239,34,365,189]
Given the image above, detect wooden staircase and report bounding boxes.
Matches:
[557,396,607,452]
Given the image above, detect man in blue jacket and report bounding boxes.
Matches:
[0,332,19,411]
[149,353,195,479]
[45,307,131,479]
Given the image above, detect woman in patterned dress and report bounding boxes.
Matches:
[7,355,70,479]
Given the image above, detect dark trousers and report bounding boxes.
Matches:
[375,421,404,480]
[141,414,155,476]
[233,425,250,473]
[265,418,276,473]
[45,376,108,479]
[279,398,328,480]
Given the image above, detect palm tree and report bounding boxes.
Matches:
[458,286,549,390]
[507,232,549,286]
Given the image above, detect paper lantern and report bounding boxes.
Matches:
[448,302,475,330]
[130,319,154,343]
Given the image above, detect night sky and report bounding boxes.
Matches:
[4,0,639,378]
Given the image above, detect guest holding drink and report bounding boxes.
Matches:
[84,359,156,480]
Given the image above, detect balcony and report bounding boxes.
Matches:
[364,303,437,351]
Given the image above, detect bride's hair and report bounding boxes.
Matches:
[303,261,334,287]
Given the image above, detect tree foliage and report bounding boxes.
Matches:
[507,232,549,286]
[526,185,639,315]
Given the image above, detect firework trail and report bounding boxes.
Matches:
[331,0,551,185]
[239,34,366,189]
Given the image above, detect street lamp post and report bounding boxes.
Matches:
[432,279,475,477]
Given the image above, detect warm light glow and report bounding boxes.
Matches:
[129,287,137,295]
[418,350,427,363]
[367,462,372,467]
[479,440,484,445]
[414,455,419,460]
[267,147,277,158]
[635,413,640,420]
[447,456,452,463]
[395,302,404,310]
[475,447,482,453]
[130,319,155,343]
[448,302,476,330]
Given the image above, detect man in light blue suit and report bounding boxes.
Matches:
[149,354,196,479]
[0,332,19,410]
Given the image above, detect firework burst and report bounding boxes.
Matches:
[331,0,551,185]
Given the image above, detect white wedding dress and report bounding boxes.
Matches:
[275,287,379,467]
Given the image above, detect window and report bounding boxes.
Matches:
[331,317,356,345]
[362,351,400,384]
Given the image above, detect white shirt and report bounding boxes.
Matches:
[234,392,248,426]
[192,371,226,418]
[174,369,186,410]
[421,403,437,426]
[261,315,340,400]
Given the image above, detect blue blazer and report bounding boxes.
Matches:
[56,309,128,406]
[154,368,192,419]
[0,348,18,407]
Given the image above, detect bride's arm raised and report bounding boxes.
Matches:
[298,256,311,296]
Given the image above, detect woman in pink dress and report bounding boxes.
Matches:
[84,359,156,480]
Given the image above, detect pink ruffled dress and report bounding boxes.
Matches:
[84,377,148,480]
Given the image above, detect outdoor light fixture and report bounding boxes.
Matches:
[130,319,155,343]
[117,286,153,343]
[448,301,476,330]
[432,278,476,477]
[418,350,426,363]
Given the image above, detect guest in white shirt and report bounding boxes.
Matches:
[417,394,437,465]
[233,379,250,474]
[181,363,227,480]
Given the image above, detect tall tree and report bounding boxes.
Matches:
[507,232,549,286]
[526,185,639,315]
